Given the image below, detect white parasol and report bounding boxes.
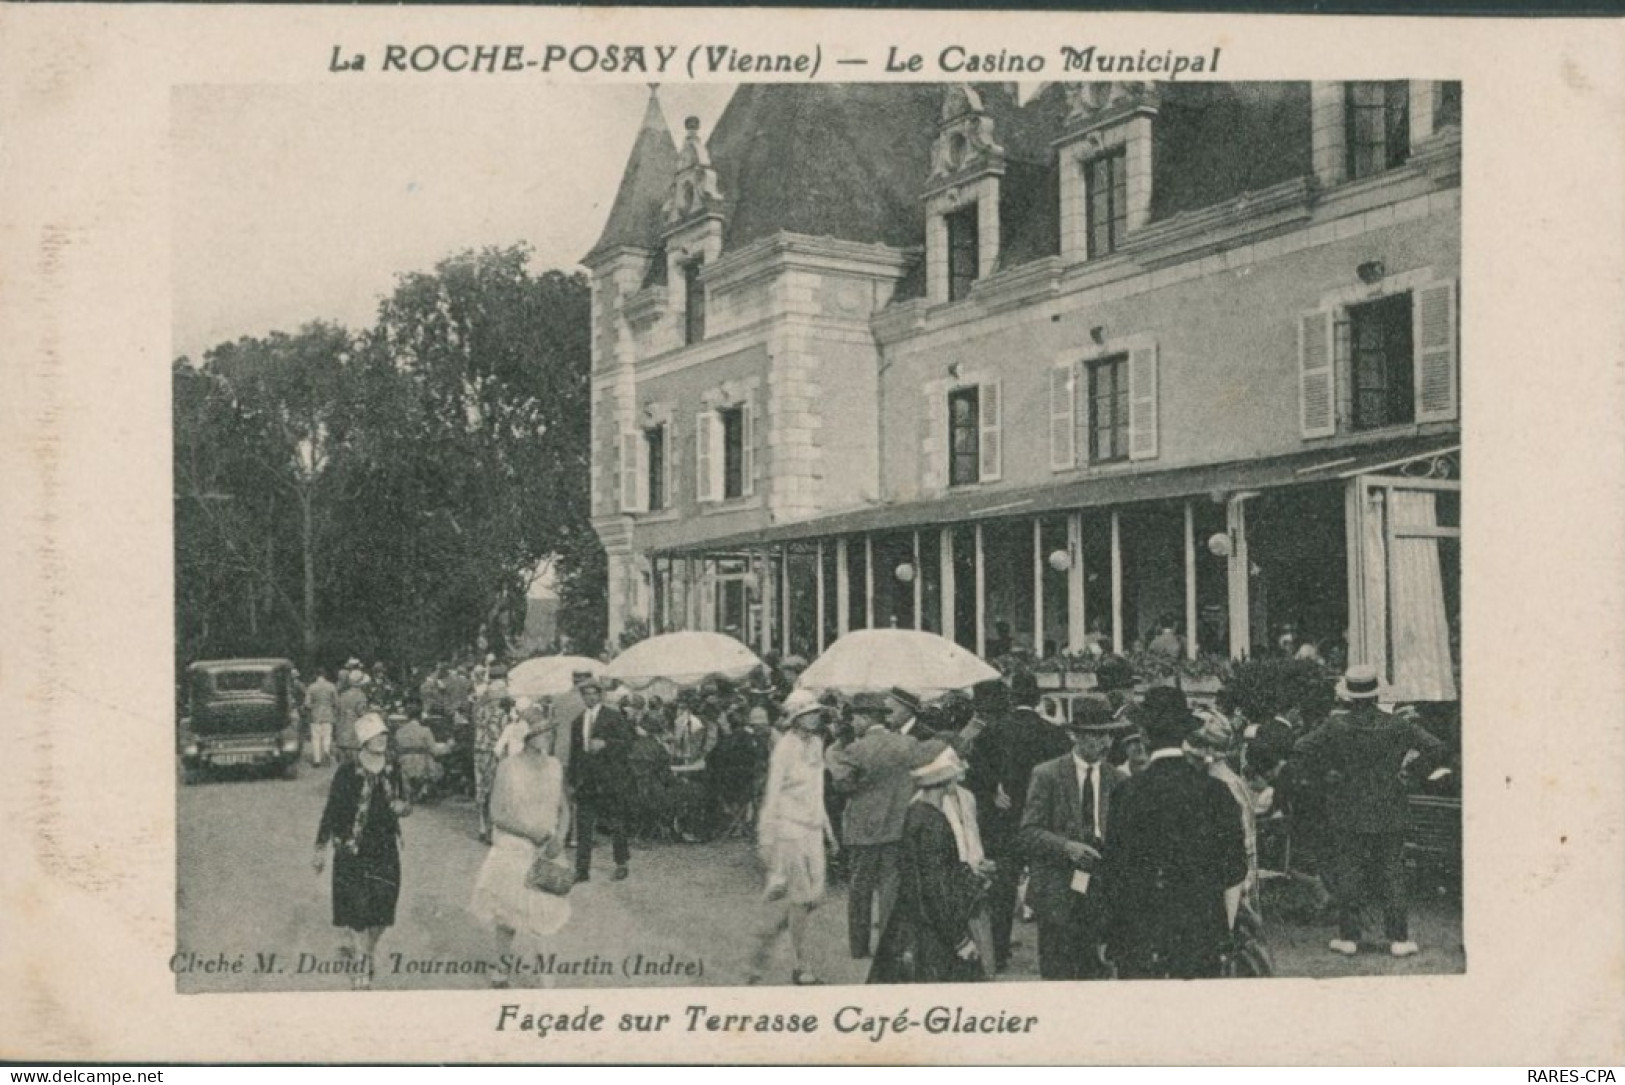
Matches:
[795,628,1000,697]
[506,655,604,699]
[601,631,763,689]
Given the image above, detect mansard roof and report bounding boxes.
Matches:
[706,83,943,251]
[588,82,1318,278]
[583,89,680,264]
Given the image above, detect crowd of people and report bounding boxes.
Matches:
[299,646,1456,989]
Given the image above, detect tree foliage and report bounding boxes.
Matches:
[173,245,603,673]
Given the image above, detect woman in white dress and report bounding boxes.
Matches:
[744,690,838,986]
[469,705,572,987]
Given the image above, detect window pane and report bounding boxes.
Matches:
[1086,150,1126,258]
[721,408,743,498]
[948,388,980,485]
[647,426,665,510]
[1384,81,1411,169]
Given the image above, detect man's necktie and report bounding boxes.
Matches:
[1081,765,1096,840]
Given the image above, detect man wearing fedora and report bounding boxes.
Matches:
[1019,696,1131,979]
[1101,686,1248,979]
[827,690,921,959]
[1293,664,1444,959]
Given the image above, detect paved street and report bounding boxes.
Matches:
[176,762,1463,993]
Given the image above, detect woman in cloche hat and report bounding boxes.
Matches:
[313,712,411,989]
[868,745,992,985]
[745,690,838,986]
[470,704,572,988]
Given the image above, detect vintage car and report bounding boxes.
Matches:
[179,658,303,782]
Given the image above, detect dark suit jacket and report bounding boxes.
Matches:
[1293,705,1445,835]
[1100,753,1248,965]
[1019,753,1127,923]
[996,708,1072,814]
[567,704,632,801]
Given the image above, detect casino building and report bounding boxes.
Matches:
[583,81,1461,701]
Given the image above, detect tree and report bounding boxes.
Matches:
[173,245,605,673]
[353,244,600,663]
[173,323,356,667]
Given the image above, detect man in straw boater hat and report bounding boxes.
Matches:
[1100,686,1248,979]
[826,689,921,960]
[1293,664,1445,960]
[1019,696,1133,979]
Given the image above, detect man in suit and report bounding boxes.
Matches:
[826,691,921,959]
[1019,697,1131,980]
[550,670,596,782]
[569,678,634,882]
[962,678,1020,971]
[1293,664,1445,958]
[1101,687,1248,979]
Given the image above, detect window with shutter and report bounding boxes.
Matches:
[1127,343,1159,461]
[619,429,642,513]
[1049,363,1076,471]
[1412,279,1458,423]
[978,380,1002,482]
[1299,309,1337,438]
[695,411,716,502]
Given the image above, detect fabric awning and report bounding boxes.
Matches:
[654,434,1459,557]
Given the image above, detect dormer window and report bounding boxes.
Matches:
[1345,81,1410,180]
[924,86,1004,306]
[683,259,706,344]
[946,205,980,301]
[1056,83,1159,265]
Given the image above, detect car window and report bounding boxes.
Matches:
[211,670,278,694]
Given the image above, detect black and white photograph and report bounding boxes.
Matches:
[171,77,1464,992]
[4,4,1622,1066]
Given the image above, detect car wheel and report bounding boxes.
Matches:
[282,760,300,781]
[182,763,201,786]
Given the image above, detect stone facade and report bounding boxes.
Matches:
[582,82,1461,697]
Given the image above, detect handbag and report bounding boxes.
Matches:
[526,849,575,897]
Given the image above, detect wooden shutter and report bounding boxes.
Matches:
[695,411,716,503]
[1299,309,1337,438]
[665,416,680,508]
[1049,363,1076,470]
[741,399,756,496]
[978,380,1002,482]
[1128,342,1159,461]
[1413,279,1458,422]
[619,428,642,513]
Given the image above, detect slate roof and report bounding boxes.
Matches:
[582,90,680,264]
[706,83,943,251]
[588,82,1317,281]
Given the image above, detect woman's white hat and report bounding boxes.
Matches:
[911,745,968,787]
[354,712,388,746]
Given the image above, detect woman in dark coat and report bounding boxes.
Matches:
[868,745,990,984]
[313,712,409,989]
